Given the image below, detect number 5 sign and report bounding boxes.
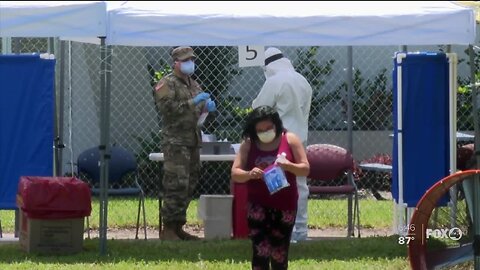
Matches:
[238,45,264,67]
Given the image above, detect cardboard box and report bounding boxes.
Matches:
[201,142,233,154]
[19,209,84,254]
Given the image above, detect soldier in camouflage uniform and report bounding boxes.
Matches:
[154,46,216,240]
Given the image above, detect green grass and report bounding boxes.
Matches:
[0,198,393,231]
[0,236,409,269]
[0,198,408,269]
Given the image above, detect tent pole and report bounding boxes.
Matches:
[469,44,480,270]
[54,39,66,177]
[98,36,111,255]
[346,46,354,236]
[1,37,11,54]
[446,45,458,229]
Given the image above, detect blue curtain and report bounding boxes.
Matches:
[0,55,54,209]
[392,52,450,207]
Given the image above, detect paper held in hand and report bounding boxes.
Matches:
[263,165,289,195]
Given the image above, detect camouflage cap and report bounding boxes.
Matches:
[171,46,196,61]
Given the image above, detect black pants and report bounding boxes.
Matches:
[247,202,296,270]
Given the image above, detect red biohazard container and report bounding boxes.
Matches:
[17,176,91,219]
[16,176,92,254]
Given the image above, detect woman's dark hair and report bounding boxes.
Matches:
[242,106,284,142]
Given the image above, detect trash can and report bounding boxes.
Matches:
[197,195,233,239]
[17,176,91,254]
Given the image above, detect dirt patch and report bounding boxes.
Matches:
[1,223,393,241]
[83,225,393,240]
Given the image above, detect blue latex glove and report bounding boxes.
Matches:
[206,99,216,112]
[192,92,210,105]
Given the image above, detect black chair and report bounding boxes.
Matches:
[77,145,147,240]
[306,144,361,237]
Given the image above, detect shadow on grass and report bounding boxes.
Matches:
[0,236,406,264]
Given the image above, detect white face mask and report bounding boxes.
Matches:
[263,65,274,79]
[180,60,195,75]
[257,129,276,143]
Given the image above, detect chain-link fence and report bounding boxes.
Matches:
[2,37,478,235]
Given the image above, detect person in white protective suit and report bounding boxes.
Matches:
[252,47,313,242]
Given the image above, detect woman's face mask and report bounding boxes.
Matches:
[180,60,195,75]
[257,129,276,143]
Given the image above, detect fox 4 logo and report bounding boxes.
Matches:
[426,228,463,241]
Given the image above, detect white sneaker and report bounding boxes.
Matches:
[292,231,308,242]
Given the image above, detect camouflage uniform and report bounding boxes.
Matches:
[154,70,203,228]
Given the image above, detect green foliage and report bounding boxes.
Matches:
[147,63,172,87]
[193,47,243,136]
[133,131,163,197]
[293,47,336,129]
[340,68,393,130]
[194,47,240,97]
[457,80,474,130]
[309,67,393,131]
[457,46,480,131]
[217,95,253,142]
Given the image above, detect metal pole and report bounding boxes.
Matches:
[1,37,12,54]
[347,47,353,156]
[346,46,354,236]
[52,38,65,177]
[57,40,65,177]
[446,45,458,229]
[98,37,110,255]
[104,42,112,244]
[469,44,480,270]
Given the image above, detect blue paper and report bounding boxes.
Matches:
[263,165,289,194]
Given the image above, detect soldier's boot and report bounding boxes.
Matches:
[175,223,200,241]
[160,223,181,241]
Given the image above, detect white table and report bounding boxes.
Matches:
[149,152,237,238]
[149,153,236,162]
[456,132,475,142]
[359,163,393,200]
[149,152,236,192]
[359,163,392,173]
[389,131,474,142]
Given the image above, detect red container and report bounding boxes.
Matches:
[17,176,92,219]
[232,182,249,238]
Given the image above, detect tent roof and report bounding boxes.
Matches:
[0,1,106,38]
[106,1,476,46]
[0,1,476,46]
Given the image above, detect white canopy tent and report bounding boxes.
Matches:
[0,0,110,253]
[106,1,475,46]
[2,1,474,45]
[0,0,477,256]
[0,1,106,38]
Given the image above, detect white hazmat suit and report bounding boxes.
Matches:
[252,47,313,241]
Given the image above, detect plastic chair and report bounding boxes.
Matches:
[77,145,147,240]
[306,144,360,237]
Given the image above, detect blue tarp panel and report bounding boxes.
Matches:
[0,55,54,209]
[392,52,450,207]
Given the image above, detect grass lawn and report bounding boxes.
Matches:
[0,198,409,269]
[1,198,393,231]
[0,236,408,270]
